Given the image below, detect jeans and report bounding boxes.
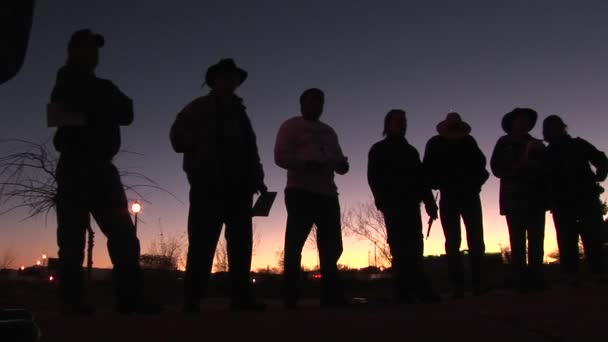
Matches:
[283,189,344,306]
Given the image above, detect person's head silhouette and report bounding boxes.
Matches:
[67,29,104,72]
[383,109,407,138]
[543,115,568,143]
[205,59,247,97]
[300,88,324,121]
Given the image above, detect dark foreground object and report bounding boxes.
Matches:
[0,309,41,341]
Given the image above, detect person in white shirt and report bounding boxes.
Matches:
[274,88,349,309]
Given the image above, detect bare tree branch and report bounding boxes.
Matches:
[0,139,182,273]
[213,225,261,272]
[342,200,392,267]
[0,247,17,269]
[146,227,186,271]
[0,139,181,220]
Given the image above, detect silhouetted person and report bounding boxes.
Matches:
[423,112,489,298]
[368,110,441,303]
[171,59,267,313]
[50,29,147,314]
[543,115,607,279]
[275,88,349,309]
[491,108,547,292]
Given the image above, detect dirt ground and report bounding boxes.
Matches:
[14,282,606,342]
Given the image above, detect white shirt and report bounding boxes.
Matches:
[274,116,346,195]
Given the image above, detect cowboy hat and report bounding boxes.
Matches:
[501,108,538,134]
[437,112,471,137]
[204,58,247,88]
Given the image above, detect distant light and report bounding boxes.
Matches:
[20,266,25,271]
[36,260,41,266]
[252,278,256,284]
[379,267,384,272]
[42,254,47,259]
[312,273,322,279]
[131,201,142,214]
[49,276,54,282]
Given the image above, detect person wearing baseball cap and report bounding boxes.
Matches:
[171,58,267,313]
[543,115,607,281]
[50,29,155,315]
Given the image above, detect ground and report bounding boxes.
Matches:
[9,282,606,342]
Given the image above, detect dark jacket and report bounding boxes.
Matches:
[423,135,489,194]
[490,134,547,216]
[170,92,264,194]
[368,136,435,210]
[545,135,608,209]
[50,65,133,160]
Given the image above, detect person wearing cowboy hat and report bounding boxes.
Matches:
[367,109,441,304]
[50,29,159,315]
[491,108,548,292]
[423,112,489,298]
[543,115,607,281]
[171,58,267,313]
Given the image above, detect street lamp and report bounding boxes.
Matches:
[131,200,141,233]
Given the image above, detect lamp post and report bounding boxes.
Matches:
[131,201,141,234]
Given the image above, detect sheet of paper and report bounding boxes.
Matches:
[252,191,277,217]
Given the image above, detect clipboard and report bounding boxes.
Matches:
[47,103,85,127]
[252,191,277,217]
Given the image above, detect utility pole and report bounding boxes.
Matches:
[374,243,377,268]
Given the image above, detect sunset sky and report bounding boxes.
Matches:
[1,1,607,271]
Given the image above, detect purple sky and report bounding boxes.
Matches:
[1,0,607,269]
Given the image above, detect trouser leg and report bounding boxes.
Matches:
[384,206,434,301]
[225,194,254,303]
[526,211,546,286]
[461,194,485,291]
[439,195,464,294]
[553,210,579,274]
[383,208,410,300]
[283,189,315,305]
[90,163,141,308]
[183,186,223,305]
[314,195,344,304]
[580,203,605,274]
[506,214,526,288]
[56,165,89,304]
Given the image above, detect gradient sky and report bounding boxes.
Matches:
[1,0,607,270]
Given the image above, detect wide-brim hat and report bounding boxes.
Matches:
[68,29,105,50]
[204,58,248,88]
[437,112,471,136]
[501,108,538,134]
